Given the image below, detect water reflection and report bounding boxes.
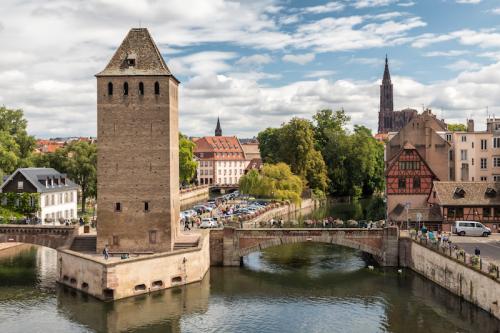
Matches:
[0,244,498,333]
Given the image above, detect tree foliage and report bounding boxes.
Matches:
[239,163,303,204]
[258,118,328,193]
[0,107,36,176]
[259,109,384,198]
[179,134,197,184]
[447,123,467,132]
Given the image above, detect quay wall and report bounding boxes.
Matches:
[58,232,210,301]
[400,237,500,320]
[242,198,318,228]
[180,186,209,209]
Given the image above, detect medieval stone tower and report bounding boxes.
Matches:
[95,28,180,253]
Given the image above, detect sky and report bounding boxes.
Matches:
[1,0,500,138]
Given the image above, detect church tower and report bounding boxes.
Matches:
[95,28,180,253]
[378,55,394,133]
[215,117,222,136]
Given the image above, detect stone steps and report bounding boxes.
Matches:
[71,236,97,253]
[174,241,198,250]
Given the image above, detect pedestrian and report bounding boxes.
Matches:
[474,247,481,256]
[79,217,84,226]
[103,245,109,260]
[184,219,191,231]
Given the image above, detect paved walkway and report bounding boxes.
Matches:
[0,242,24,252]
[450,234,500,265]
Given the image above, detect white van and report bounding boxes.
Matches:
[452,221,491,237]
[199,218,218,229]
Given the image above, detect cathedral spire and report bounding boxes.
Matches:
[383,54,391,84]
[215,117,222,136]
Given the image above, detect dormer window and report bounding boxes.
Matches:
[454,187,466,198]
[126,53,136,67]
[486,187,497,197]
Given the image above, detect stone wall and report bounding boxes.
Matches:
[180,186,209,209]
[0,225,77,249]
[209,229,223,266]
[58,231,210,301]
[242,198,318,227]
[400,237,500,319]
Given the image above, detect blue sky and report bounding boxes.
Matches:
[1,0,500,137]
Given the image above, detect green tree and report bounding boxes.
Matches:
[64,141,97,213]
[239,163,303,203]
[258,118,328,193]
[447,123,467,132]
[0,106,36,175]
[179,134,197,184]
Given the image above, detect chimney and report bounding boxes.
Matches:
[467,119,474,132]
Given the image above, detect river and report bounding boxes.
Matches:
[0,243,498,333]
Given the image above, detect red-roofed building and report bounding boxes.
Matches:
[35,139,65,154]
[194,119,249,185]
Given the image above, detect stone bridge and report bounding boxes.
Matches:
[210,227,399,267]
[0,224,78,249]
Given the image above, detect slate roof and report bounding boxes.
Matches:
[432,181,500,206]
[388,204,442,222]
[0,168,79,193]
[96,28,177,80]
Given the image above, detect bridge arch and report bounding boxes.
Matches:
[0,225,77,249]
[238,235,384,260]
[214,227,399,267]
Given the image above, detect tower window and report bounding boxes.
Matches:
[154,81,160,95]
[108,82,113,96]
[144,201,149,212]
[123,82,129,96]
[115,202,121,212]
[139,82,144,96]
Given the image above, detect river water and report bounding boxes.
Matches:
[0,243,498,333]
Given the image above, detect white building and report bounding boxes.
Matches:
[0,168,79,223]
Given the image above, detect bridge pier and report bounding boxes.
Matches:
[380,226,399,266]
[223,227,241,266]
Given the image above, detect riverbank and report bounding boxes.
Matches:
[0,242,23,252]
[400,235,500,320]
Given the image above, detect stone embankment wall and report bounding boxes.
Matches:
[241,198,318,227]
[180,186,209,208]
[58,231,211,301]
[400,237,500,320]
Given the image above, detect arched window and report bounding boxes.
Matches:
[123,82,129,96]
[154,81,160,95]
[107,82,113,96]
[139,82,144,96]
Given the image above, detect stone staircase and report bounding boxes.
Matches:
[174,240,199,251]
[70,235,97,253]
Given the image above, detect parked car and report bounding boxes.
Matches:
[452,221,491,237]
[199,218,218,229]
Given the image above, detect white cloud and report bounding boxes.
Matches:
[168,51,237,76]
[412,29,500,49]
[353,0,397,9]
[398,1,415,7]
[424,50,470,57]
[282,53,316,65]
[491,8,500,15]
[302,2,345,14]
[236,54,273,67]
[445,60,482,71]
[456,0,481,3]
[304,70,336,78]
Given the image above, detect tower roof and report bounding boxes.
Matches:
[96,28,177,79]
[382,55,391,84]
[215,117,222,136]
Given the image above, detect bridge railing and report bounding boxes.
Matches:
[410,233,500,282]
